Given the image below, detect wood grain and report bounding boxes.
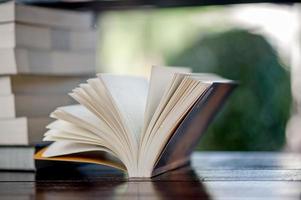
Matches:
[1,152,301,199]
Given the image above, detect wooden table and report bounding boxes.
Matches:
[1,152,301,199]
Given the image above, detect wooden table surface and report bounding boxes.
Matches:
[1,152,301,199]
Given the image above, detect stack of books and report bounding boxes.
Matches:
[0,1,96,171]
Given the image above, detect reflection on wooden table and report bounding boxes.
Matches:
[1,152,301,199]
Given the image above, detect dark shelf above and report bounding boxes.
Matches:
[15,0,298,11]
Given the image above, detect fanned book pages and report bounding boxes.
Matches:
[35,66,236,178]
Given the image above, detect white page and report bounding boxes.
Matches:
[99,74,148,140]
[43,141,111,157]
[143,66,191,129]
[45,120,103,142]
[54,104,103,129]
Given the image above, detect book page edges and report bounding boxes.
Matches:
[35,147,126,172]
[152,82,237,177]
[34,81,236,178]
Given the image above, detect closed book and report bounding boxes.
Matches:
[0,145,35,170]
[0,117,53,145]
[0,94,75,118]
[0,48,95,75]
[0,76,11,95]
[0,75,91,95]
[15,94,76,117]
[0,118,28,145]
[0,95,15,118]
[0,1,93,30]
[0,23,97,51]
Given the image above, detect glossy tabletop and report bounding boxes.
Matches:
[1,152,301,199]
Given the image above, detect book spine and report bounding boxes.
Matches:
[0,48,17,74]
[3,23,96,51]
[0,117,28,145]
[0,147,35,171]
[0,48,95,75]
[0,76,12,95]
[15,3,94,30]
[0,23,16,48]
[0,95,15,118]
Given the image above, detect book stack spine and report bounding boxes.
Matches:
[0,1,96,170]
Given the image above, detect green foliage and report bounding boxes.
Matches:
[168,29,292,151]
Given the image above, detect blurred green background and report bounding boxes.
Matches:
[97,5,293,151]
[168,29,291,151]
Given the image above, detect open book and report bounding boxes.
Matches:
[35,66,236,178]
